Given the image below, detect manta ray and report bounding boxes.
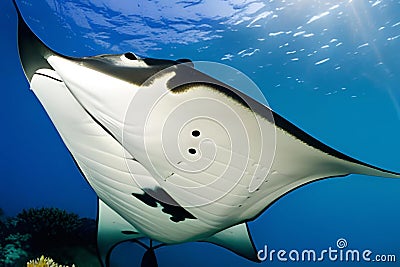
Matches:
[12,1,400,266]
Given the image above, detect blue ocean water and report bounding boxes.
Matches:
[1,0,400,266]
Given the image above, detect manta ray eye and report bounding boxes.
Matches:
[124,52,138,60]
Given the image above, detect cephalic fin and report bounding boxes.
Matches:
[202,222,260,262]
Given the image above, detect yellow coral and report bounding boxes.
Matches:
[26,255,75,267]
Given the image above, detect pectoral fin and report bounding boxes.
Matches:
[202,223,259,262]
[97,199,144,266]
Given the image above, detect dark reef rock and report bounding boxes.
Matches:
[0,207,100,267]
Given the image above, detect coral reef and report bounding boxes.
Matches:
[27,255,75,267]
[12,208,86,247]
[0,207,100,267]
[0,233,30,266]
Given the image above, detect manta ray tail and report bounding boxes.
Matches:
[140,241,159,267]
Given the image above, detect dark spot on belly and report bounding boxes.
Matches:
[132,188,196,223]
